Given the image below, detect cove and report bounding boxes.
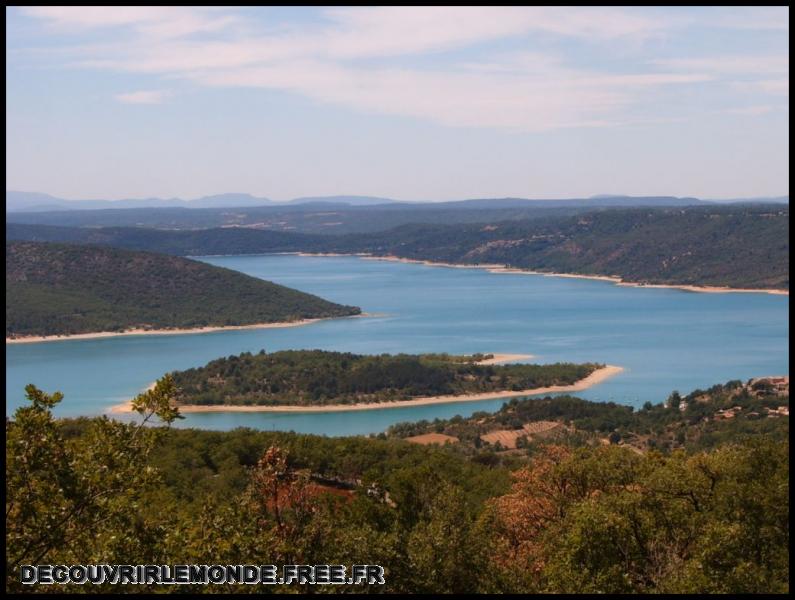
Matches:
[6,254,789,436]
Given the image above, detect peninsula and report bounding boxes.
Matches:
[6,241,361,340]
[109,351,620,414]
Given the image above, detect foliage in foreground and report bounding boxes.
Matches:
[5,380,789,594]
[6,378,182,592]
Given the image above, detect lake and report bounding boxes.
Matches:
[6,254,789,435]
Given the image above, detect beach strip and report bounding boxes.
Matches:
[5,314,368,345]
[487,267,790,295]
[298,253,788,296]
[108,364,623,415]
[476,353,534,364]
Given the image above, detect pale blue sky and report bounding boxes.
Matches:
[5,6,789,200]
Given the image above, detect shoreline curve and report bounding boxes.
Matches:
[295,253,788,296]
[108,363,622,416]
[6,314,368,345]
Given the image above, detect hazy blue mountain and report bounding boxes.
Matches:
[13,191,785,214]
[5,191,274,212]
[428,196,709,209]
[288,195,400,206]
[587,194,787,205]
[182,193,274,208]
[5,191,73,212]
[6,191,409,211]
[705,196,789,204]
[4,195,729,234]
[7,191,715,213]
[6,191,404,212]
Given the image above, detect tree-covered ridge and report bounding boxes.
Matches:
[8,204,789,289]
[5,223,323,256]
[342,205,789,289]
[388,377,790,454]
[7,382,788,593]
[169,350,600,406]
[6,241,360,337]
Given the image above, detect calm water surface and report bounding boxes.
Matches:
[6,255,789,435]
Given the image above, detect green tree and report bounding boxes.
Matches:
[541,440,789,593]
[406,482,490,593]
[5,377,181,592]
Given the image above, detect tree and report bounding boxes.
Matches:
[667,391,683,409]
[540,441,789,593]
[5,378,181,592]
[406,482,491,593]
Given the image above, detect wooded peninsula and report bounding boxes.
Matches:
[166,350,601,407]
[6,241,360,338]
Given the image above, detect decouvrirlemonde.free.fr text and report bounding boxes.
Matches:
[21,564,385,585]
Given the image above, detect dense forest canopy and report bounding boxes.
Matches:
[336,205,789,289]
[8,204,789,289]
[6,379,789,593]
[6,242,360,337]
[169,350,600,406]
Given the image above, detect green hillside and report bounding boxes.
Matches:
[340,205,789,289]
[170,350,599,406]
[7,204,789,289]
[6,241,360,337]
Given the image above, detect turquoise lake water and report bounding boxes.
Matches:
[5,255,789,435]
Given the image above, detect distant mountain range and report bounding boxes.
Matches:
[5,190,788,212]
[704,196,790,204]
[288,195,399,207]
[5,191,399,212]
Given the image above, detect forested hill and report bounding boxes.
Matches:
[7,204,789,290]
[341,205,789,289]
[6,242,360,337]
[388,377,790,454]
[5,223,322,256]
[169,350,600,406]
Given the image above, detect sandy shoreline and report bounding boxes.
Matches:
[476,353,534,365]
[615,282,789,295]
[178,252,786,295]
[295,253,788,296]
[6,314,366,345]
[486,266,790,295]
[108,363,622,415]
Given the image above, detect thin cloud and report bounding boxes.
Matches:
[723,105,776,116]
[190,59,710,132]
[653,55,789,75]
[712,6,789,31]
[652,55,789,98]
[115,90,171,104]
[18,6,238,39]
[750,79,790,95]
[14,7,789,130]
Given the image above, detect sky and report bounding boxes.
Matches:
[5,6,790,201]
